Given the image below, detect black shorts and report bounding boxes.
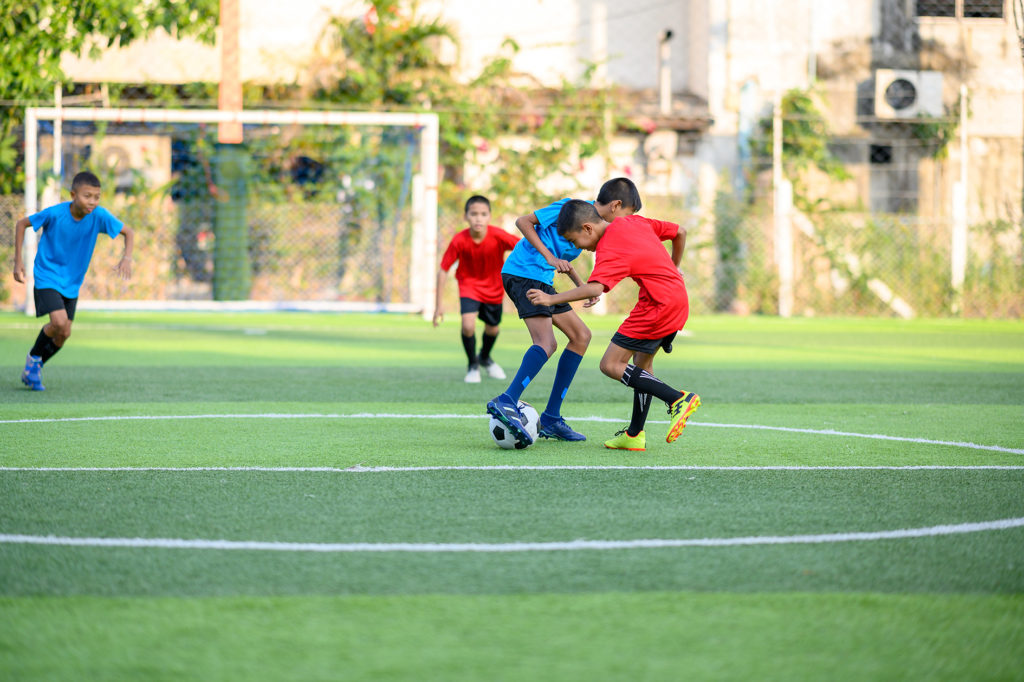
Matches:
[610,330,676,356]
[460,297,503,326]
[34,288,78,320]
[502,274,573,319]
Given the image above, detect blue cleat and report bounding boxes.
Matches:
[538,415,586,441]
[21,354,44,391]
[486,393,533,447]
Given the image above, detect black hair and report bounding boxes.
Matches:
[71,171,101,191]
[464,195,490,213]
[595,177,641,212]
[556,199,601,236]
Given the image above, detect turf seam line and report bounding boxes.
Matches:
[1,413,1021,455]
[2,517,1022,553]
[3,465,1023,472]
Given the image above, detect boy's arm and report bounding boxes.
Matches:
[432,268,448,327]
[564,264,601,308]
[12,216,31,283]
[515,213,570,274]
[525,281,604,307]
[114,226,134,280]
[670,226,687,268]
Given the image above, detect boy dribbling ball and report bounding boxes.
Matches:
[12,171,134,391]
[525,199,700,450]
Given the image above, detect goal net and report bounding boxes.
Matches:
[22,107,439,315]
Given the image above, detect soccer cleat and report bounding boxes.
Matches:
[538,416,586,441]
[666,391,701,443]
[481,359,506,380]
[21,354,44,391]
[486,394,533,447]
[465,364,481,383]
[604,428,646,451]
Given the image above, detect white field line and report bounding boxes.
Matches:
[2,517,1022,553]
[2,465,1024,473]
[1,412,1022,455]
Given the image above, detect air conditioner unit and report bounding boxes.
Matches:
[95,135,172,191]
[874,69,944,120]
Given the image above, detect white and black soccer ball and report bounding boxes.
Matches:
[489,400,540,450]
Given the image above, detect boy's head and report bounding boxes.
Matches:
[69,171,102,215]
[464,195,491,233]
[556,199,604,252]
[594,177,641,221]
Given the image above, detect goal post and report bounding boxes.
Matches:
[22,106,439,317]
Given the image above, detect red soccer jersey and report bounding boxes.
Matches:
[440,225,520,303]
[587,215,688,339]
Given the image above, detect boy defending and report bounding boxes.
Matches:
[13,171,134,390]
[433,195,520,382]
[486,178,641,447]
[525,199,700,450]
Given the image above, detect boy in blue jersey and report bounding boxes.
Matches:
[486,177,642,447]
[13,171,134,390]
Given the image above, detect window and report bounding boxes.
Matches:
[870,145,894,165]
[915,0,1004,18]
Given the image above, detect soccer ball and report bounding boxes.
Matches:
[489,400,540,450]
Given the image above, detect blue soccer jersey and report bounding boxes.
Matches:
[501,198,584,286]
[29,202,123,298]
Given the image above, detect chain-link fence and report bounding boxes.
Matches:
[5,113,435,311]
[5,114,1023,318]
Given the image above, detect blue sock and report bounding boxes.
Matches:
[543,349,583,421]
[505,345,549,402]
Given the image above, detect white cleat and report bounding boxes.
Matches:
[465,366,482,383]
[483,360,506,380]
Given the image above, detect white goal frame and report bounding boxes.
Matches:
[22,107,439,317]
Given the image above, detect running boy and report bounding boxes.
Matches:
[525,199,700,450]
[486,177,642,447]
[433,195,520,383]
[13,171,134,390]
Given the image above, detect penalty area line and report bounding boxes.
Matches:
[1,517,1023,553]
[0,412,1021,455]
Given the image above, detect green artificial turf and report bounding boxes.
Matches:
[1,311,1022,680]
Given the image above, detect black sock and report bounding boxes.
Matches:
[479,332,498,364]
[461,334,477,367]
[627,391,652,437]
[621,364,683,406]
[30,328,61,364]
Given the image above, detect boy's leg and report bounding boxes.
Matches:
[460,311,480,383]
[485,316,554,447]
[600,337,700,445]
[502,316,555,402]
[626,351,655,436]
[23,291,74,391]
[476,303,505,379]
[536,309,591,441]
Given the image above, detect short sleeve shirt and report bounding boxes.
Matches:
[440,225,520,303]
[29,202,124,298]
[500,198,584,285]
[588,215,688,339]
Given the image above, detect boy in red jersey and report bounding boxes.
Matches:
[433,195,520,382]
[525,199,700,450]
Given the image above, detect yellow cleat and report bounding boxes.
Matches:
[604,429,646,451]
[666,392,701,443]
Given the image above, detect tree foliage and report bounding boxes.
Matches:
[0,0,218,192]
[311,0,615,217]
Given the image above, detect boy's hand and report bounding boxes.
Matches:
[526,288,553,306]
[432,309,443,327]
[582,294,601,308]
[545,255,571,274]
[114,256,132,281]
[13,261,25,283]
